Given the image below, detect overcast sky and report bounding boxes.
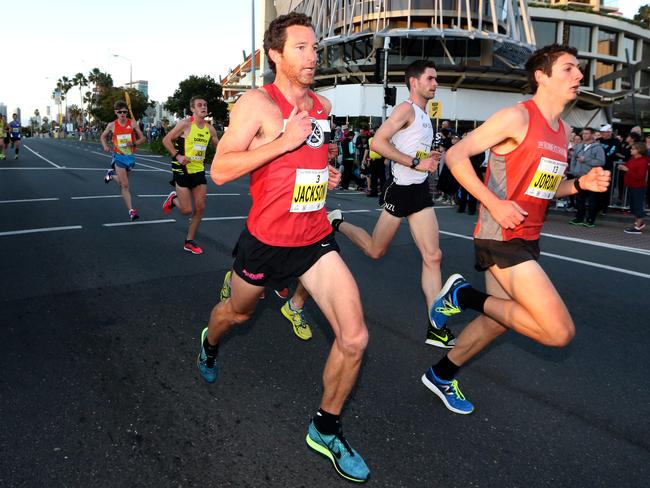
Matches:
[0,0,645,123]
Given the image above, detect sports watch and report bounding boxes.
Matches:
[410,157,420,169]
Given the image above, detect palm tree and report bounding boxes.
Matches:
[57,76,72,123]
[73,72,88,126]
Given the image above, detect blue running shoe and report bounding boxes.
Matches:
[306,421,370,483]
[429,273,470,329]
[197,327,219,383]
[421,368,474,415]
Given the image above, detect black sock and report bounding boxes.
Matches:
[313,408,340,435]
[457,286,489,313]
[432,355,460,381]
[332,219,344,232]
[202,337,219,358]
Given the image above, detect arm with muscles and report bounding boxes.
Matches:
[131,124,146,148]
[211,90,313,185]
[208,124,220,150]
[162,120,190,164]
[445,106,529,230]
[370,102,439,173]
[100,122,115,152]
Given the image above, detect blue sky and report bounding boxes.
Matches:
[0,0,644,123]
[1,0,263,122]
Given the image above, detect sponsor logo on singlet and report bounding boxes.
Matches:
[306,118,331,148]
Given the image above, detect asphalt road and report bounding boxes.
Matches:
[1,138,649,488]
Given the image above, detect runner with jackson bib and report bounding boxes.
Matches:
[162,96,219,254]
[195,13,370,483]
[100,100,146,221]
[422,45,610,415]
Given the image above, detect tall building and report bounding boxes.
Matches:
[529,1,649,126]
[253,0,648,128]
[126,80,149,98]
[0,103,6,118]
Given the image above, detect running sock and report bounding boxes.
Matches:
[203,337,219,358]
[433,355,460,381]
[288,298,302,312]
[456,286,489,313]
[313,408,340,435]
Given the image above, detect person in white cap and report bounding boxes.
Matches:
[597,123,623,214]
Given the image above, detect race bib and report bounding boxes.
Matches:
[415,141,431,160]
[290,167,328,213]
[525,156,567,199]
[116,134,131,148]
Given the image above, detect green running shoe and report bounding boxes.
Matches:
[220,270,232,302]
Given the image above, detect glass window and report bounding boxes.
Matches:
[564,24,591,52]
[623,36,637,61]
[597,29,617,56]
[595,61,615,90]
[532,20,557,47]
[641,71,650,96]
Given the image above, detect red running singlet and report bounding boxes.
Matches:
[475,99,568,241]
[246,84,332,247]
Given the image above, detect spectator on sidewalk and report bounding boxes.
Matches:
[597,124,622,214]
[618,142,649,234]
[569,127,605,228]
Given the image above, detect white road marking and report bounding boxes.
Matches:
[540,232,650,256]
[0,225,82,237]
[439,230,650,279]
[0,167,160,172]
[23,144,63,168]
[103,219,176,227]
[90,150,168,172]
[137,193,241,198]
[0,197,59,204]
[71,195,123,200]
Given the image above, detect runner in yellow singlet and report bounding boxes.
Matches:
[162,96,219,254]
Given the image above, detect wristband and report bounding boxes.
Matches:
[573,177,582,192]
[173,151,180,160]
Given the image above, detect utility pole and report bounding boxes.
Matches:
[381,37,390,122]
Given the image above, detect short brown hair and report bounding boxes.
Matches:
[631,142,647,154]
[190,96,206,107]
[263,12,313,73]
[114,100,128,111]
[404,60,436,90]
[525,44,578,93]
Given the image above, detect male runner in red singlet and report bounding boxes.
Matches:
[195,13,370,483]
[100,101,146,221]
[422,44,610,415]
[161,96,219,254]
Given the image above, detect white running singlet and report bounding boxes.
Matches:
[390,101,434,185]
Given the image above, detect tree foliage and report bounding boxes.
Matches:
[634,4,650,28]
[88,87,152,124]
[165,75,228,126]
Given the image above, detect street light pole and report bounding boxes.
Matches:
[112,54,133,88]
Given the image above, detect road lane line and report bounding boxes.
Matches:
[71,195,123,200]
[137,193,241,197]
[0,225,82,237]
[439,230,650,279]
[90,151,167,172]
[540,232,650,256]
[0,198,59,204]
[23,144,63,168]
[202,216,248,221]
[103,219,176,227]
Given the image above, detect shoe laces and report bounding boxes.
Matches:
[323,428,355,458]
[449,379,467,400]
[435,297,461,316]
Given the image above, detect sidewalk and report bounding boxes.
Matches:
[544,209,650,251]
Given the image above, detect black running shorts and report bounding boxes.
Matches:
[474,238,540,271]
[382,180,433,218]
[170,171,207,189]
[232,227,340,289]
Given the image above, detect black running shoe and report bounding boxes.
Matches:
[425,324,456,349]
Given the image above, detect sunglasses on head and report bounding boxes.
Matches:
[115,110,129,114]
